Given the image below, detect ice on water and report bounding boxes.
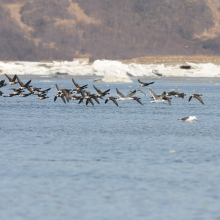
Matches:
[1,60,220,82]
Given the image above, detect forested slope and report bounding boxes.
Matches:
[1,0,220,61]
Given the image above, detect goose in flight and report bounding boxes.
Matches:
[17,76,32,90]
[189,94,204,105]
[72,78,87,93]
[5,74,18,85]
[78,91,95,106]
[0,80,7,88]
[105,97,119,106]
[138,79,154,87]
[55,84,71,102]
[174,92,186,99]
[93,85,110,99]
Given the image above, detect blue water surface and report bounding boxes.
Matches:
[0,77,220,220]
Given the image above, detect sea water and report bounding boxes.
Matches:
[0,77,220,220]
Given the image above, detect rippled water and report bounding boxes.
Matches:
[0,77,220,220]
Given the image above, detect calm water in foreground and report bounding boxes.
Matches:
[0,77,220,220]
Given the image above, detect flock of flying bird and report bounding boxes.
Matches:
[0,75,204,121]
[0,74,51,99]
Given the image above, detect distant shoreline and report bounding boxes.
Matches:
[2,55,220,66]
[120,55,220,66]
[0,75,220,82]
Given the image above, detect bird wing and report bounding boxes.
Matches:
[62,89,71,102]
[188,96,192,102]
[12,75,17,82]
[80,84,88,89]
[78,98,84,104]
[80,90,85,97]
[5,74,12,82]
[126,90,136,97]
[56,84,61,91]
[27,86,33,93]
[138,79,144,84]
[148,82,154,85]
[179,116,189,121]
[166,97,172,105]
[104,89,110,94]
[89,98,94,106]
[17,76,24,86]
[24,80,31,87]
[137,90,146,96]
[133,97,143,105]
[61,95,66,104]
[72,79,80,88]
[160,91,167,99]
[149,88,158,99]
[110,97,118,106]
[116,88,125,98]
[93,85,102,94]
[44,88,51,92]
[194,95,204,105]
[92,96,100,104]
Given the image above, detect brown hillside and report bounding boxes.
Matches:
[0,0,220,61]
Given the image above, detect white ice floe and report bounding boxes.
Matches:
[1,59,220,82]
[92,60,132,82]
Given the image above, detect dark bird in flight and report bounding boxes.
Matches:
[0,80,7,88]
[17,76,32,90]
[138,79,154,87]
[189,94,204,105]
[93,85,110,99]
[105,97,118,106]
[5,74,18,85]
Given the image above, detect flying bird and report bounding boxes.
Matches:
[5,74,18,85]
[105,97,119,106]
[55,84,71,102]
[166,91,178,96]
[8,88,24,95]
[0,80,7,88]
[174,93,186,99]
[54,93,66,104]
[17,76,32,90]
[93,85,110,99]
[72,78,88,93]
[78,91,95,106]
[138,79,154,87]
[189,94,204,105]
